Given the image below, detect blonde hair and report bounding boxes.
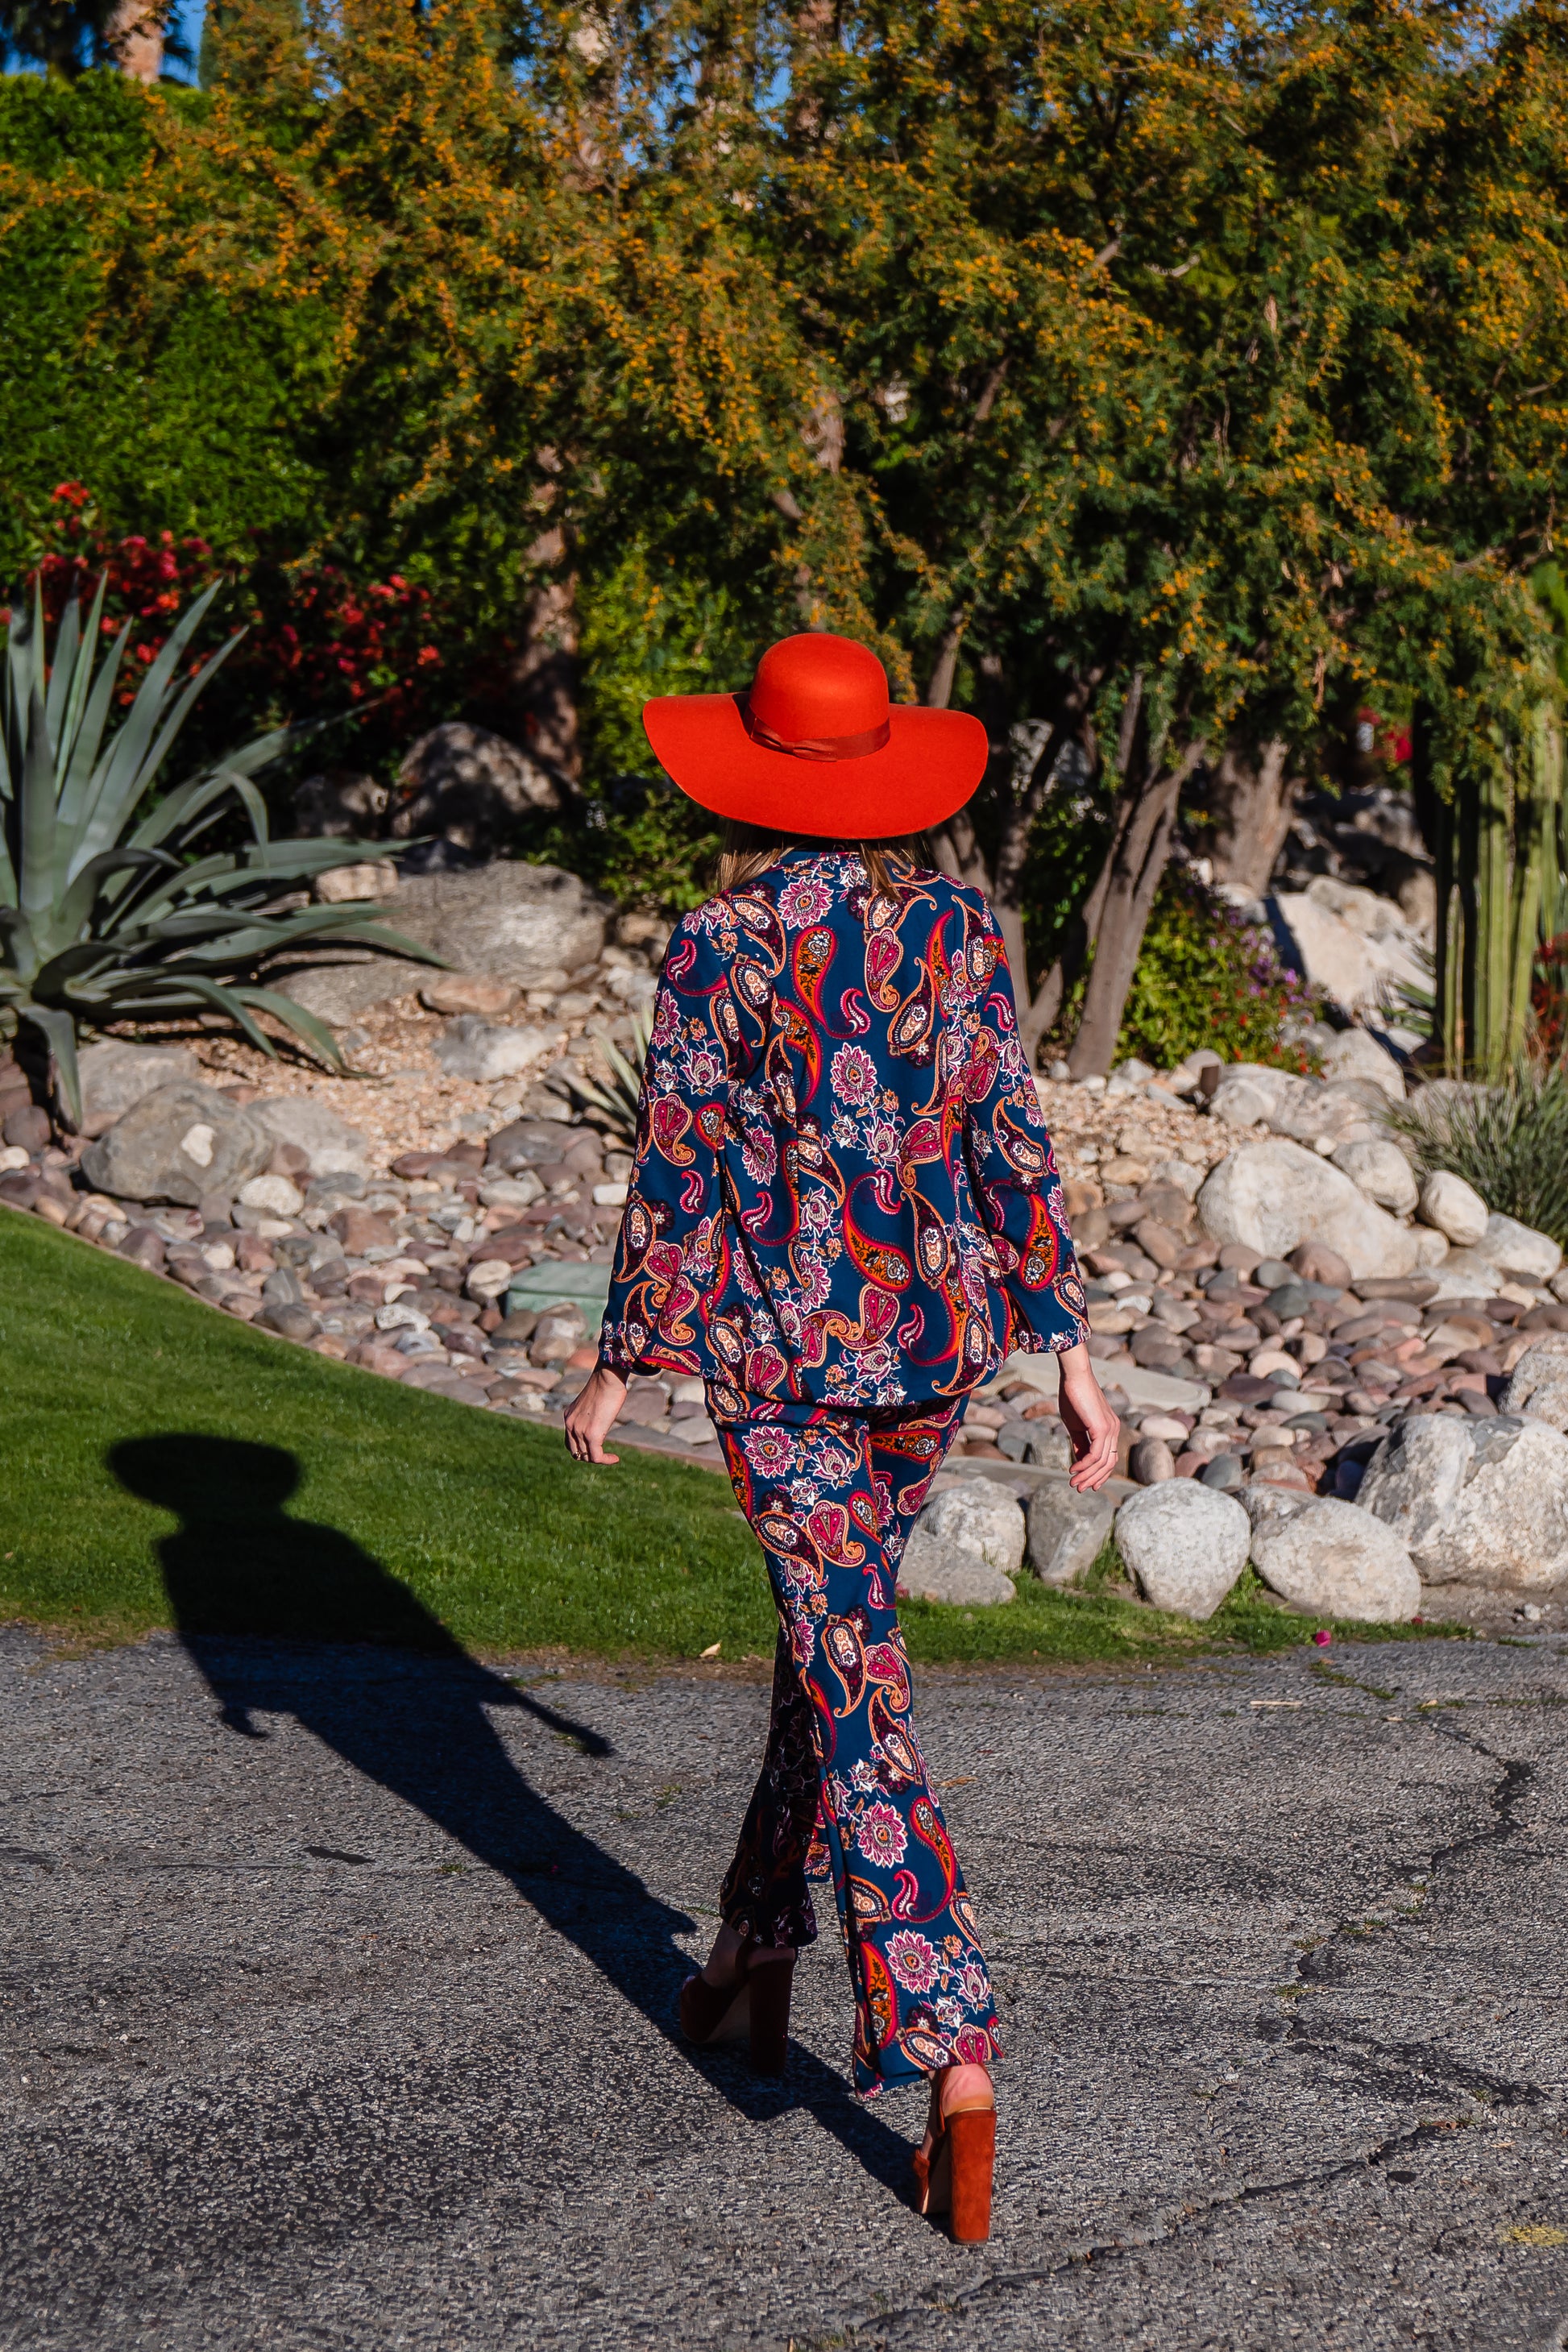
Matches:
[714,821,928,900]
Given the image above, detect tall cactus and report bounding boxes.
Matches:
[1433,657,1567,1081]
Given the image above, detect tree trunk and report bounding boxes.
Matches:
[510,523,581,794]
[927,650,1107,1060]
[1204,736,1298,897]
[1066,728,1205,1077]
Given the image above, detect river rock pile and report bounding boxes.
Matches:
[5,944,1568,1613]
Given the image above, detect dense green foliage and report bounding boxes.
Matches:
[0,1211,1454,1660]
[1114,869,1322,1073]
[5,5,1568,1047]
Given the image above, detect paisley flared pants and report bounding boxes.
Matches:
[714,1398,1002,2096]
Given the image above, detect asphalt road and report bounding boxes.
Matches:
[5,1621,1568,2350]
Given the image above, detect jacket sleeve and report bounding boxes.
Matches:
[598,911,732,1379]
[963,931,1090,1357]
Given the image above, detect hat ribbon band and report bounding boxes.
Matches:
[741,701,891,763]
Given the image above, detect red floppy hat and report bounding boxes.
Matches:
[642,632,989,836]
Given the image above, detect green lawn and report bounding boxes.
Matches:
[0,1212,1462,1665]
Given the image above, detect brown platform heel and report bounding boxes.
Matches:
[745,1948,796,2077]
[912,2076,997,2243]
[679,1943,753,2048]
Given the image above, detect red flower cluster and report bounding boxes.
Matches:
[27,483,446,736]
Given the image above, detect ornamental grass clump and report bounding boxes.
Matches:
[1389,1067,1568,1248]
[0,580,439,1123]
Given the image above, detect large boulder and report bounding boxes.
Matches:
[1316,1025,1407,1100]
[898,1530,1017,1607]
[1272,886,1428,1027]
[73,1040,201,1140]
[255,1095,372,1179]
[1418,1169,1489,1248]
[292,770,390,837]
[1247,1494,1421,1624]
[1358,1412,1568,1591]
[275,860,612,1023]
[915,1483,1027,1580]
[1500,1336,1568,1433]
[1479,1211,1562,1284]
[1269,1077,1391,1151]
[81,1082,272,1207]
[1330,1136,1418,1215]
[390,723,564,858]
[1197,1138,1421,1280]
[1114,1480,1251,1620]
[1026,1481,1117,1587]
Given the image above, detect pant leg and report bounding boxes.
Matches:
[716,1398,1003,2096]
[715,1627,823,1951]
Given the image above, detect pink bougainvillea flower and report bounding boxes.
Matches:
[1313,1628,1332,1647]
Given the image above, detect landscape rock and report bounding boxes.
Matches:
[1247,1495,1421,1623]
[897,1529,1017,1607]
[391,723,564,857]
[1315,1025,1407,1099]
[239,1174,305,1217]
[433,1018,559,1083]
[1479,1211,1562,1284]
[1289,1239,1353,1288]
[3,1103,49,1152]
[1500,1336,1568,1433]
[312,864,399,907]
[1358,1412,1568,1591]
[915,1483,1027,1579]
[1025,1482,1117,1587]
[1114,1481,1251,1620]
[1329,1136,1419,1215]
[74,1040,201,1140]
[1418,1169,1489,1248]
[292,770,389,837]
[1129,1435,1176,1484]
[1197,1138,1420,1280]
[81,1084,272,1208]
[419,975,521,1018]
[255,1096,372,1178]
[1273,888,1428,1026]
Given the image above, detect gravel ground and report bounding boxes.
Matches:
[4,1626,1568,2350]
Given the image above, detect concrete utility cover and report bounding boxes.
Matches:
[3,1628,1566,2347]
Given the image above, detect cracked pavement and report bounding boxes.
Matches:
[4,1625,1568,2348]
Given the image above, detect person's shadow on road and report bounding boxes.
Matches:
[108,1433,913,2188]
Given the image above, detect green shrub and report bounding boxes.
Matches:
[1114,866,1322,1071]
[1390,1068,1568,1247]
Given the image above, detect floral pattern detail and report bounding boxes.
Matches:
[716,1397,1002,2096]
[886,1931,941,1995]
[856,1802,909,1869]
[599,850,1088,1408]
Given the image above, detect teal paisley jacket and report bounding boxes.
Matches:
[598,849,1089,1413]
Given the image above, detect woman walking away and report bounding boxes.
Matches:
[566,632,1119,2243]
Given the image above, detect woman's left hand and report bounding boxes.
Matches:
[565,1363,629,1464]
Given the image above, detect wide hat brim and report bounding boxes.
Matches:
[643,693,989,836]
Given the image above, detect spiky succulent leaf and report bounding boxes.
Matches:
[1,586,448,1111]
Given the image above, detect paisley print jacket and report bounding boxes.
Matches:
[599,849,1089,1412]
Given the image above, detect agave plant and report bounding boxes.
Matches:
[548,1005,651,1143]
[0,580,440,1125]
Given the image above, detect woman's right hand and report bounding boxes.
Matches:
[1057,1344,1120,1490]
[564,1363,629,1464]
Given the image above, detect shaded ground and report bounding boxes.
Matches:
[6,1624,1568,2348]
